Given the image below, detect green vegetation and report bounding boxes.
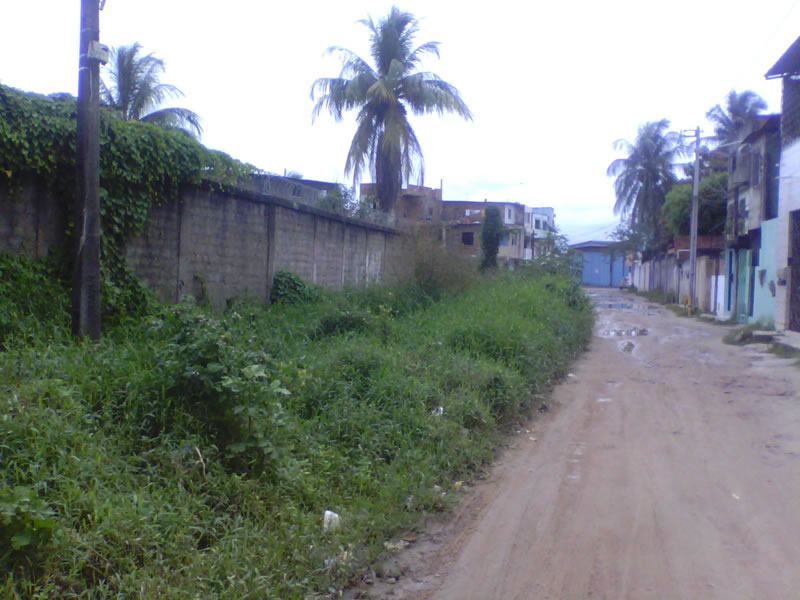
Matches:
[480,205,504,270]
[0,84,253,322]
[0,254,592,599]
[662,171,727,237]
[311,7,471,212]
[102,42,203,138]
[606,119,683,251]
[706,90,767,145]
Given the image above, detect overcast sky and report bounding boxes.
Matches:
[2,1,798,243]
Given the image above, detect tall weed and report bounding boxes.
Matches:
[0,261,592,599]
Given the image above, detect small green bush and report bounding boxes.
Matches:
[270,270,321,305]
[0,487,56,572]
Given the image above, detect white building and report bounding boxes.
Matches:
[765,36,800,335]
[524,207,557,259]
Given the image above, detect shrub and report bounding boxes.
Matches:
[270,270,321,305]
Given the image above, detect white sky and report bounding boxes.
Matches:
[2,1,798,243]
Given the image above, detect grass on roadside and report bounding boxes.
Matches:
[1,255,593,599]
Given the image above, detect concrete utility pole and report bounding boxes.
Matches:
[73,0,105,339]
[688,126,701,314]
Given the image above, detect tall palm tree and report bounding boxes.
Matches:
[607,120,682,245]
[705,90,767,145]
[311,7,471,212]
[101,43,202,138]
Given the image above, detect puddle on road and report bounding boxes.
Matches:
[594,302,633,309]
[598,327,649,338]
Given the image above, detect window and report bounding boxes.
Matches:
[465,209,481,216]
[507,208,511,219]
[461,231,474,246]
[511,233,517,245]
[428,207,434,216]
[535,219,541,229]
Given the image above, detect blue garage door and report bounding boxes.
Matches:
[580,250,624,287]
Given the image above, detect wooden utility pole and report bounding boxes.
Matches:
[73,0,103,339]
[688,126,701,314]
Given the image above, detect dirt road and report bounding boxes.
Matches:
[369,288,800,600]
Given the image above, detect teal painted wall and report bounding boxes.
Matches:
[736,249,751,323]
[750,219,777,326]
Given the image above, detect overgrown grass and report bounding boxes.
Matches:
[0,254,593,599]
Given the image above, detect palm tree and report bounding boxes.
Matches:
[705,90,767,145]
[101,43,202,138]
[311,7,471,212]
[607,120,682,245]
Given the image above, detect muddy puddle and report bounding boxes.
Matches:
[597,327,649,338]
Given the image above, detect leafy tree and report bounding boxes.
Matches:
[661,172,727,236]
[311,6,472,212]
[706,90,767,145]
[316,184,357,214]
[531,231,581,278]
[101,43,202,138]
[611,219,653,256]
[606,120,682,250]
[480,205,504,270]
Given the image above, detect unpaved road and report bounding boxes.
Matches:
[365,288,800,600]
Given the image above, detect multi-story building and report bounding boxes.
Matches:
[525,207,557,259]
[723,115,781,324]
[357,184,556,264]
[441,200,527,261]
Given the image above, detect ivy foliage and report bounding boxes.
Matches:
[0,85,255,316]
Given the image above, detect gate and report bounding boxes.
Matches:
[790,210,800,331]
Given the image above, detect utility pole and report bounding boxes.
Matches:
[73,0,106,339]
[688,126,701,314]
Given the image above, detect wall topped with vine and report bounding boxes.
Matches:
[0,85,255,312]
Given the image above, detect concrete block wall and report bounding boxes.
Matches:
[271,205,316,283]
[176,187,270,307]
[126,197,181,303]
[1,178,408,309]
[0,179,66,258]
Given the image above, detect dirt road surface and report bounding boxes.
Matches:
[366,288,800,600]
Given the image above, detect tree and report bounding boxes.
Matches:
[661,171,727,236]
[101,43,202,138]
[311,7,471,212]
[480,205,504,270]
[606,120,682,250]
[706,90,767,145]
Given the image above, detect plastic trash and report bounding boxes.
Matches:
[323,510,341,531]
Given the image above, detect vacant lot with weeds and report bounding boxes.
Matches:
[1,254,593,599]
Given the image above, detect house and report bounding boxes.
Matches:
[570,240,626,287]
[525,207,557,259]
[765,36,800,334]
[723,114,781,324]
[240,173,325,206]
[359,183,442,227]
[442,200,527,262]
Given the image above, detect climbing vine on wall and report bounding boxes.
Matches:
[0,84,255,316]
